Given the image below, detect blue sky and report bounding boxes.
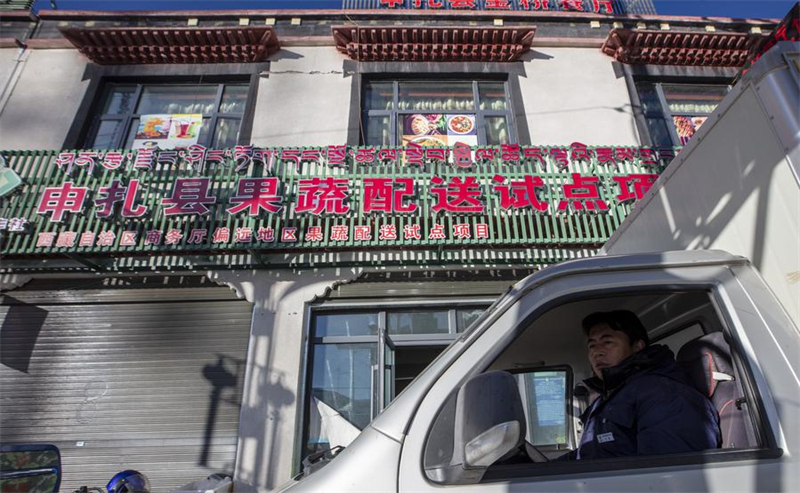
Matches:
[32,0,797,20]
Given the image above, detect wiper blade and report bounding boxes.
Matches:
[300,445,345,477]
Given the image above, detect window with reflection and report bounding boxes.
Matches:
[85,82,249,149]
[302,305,488,466]
[362,80,515,147]
[636,83,728,147]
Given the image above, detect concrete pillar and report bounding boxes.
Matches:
[207,267,361,492]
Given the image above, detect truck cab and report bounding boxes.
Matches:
[283,250,798,492]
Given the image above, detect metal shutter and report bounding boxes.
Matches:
[0,277,253,492]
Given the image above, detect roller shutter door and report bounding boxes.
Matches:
[0,277,253,492]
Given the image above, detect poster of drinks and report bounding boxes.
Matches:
[132,114,203,150]
[401,114,478,147]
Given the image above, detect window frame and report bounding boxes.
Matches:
[648,82,730,147]
[624,67,733,148]
[298,299,494,471]
[361,78,518,147]
[84,80,250,150]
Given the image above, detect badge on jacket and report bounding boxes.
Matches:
[597,432,615,443]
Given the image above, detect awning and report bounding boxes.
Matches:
[332,25,535,62]
[601,28,763,67]
[59,26,280,65]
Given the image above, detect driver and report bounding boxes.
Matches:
[565,310,720,460]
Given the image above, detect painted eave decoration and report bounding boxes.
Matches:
[332,25,536,62]
[58,26,280,65]
[602,28,764,67]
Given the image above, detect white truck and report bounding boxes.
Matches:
[278,41,800,493]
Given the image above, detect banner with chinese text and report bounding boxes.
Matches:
[367,0,618,14]
[0,143,679,257]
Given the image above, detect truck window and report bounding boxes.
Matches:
[424,290,764,484]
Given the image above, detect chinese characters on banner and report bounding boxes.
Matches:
[2,143,678,252]
[377,0,615,14]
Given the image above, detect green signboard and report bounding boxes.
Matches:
[0,144,678,259]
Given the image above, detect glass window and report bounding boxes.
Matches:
[315,313,379,337]
[305,343,377,456]
[478,82,507,111]
[220,85,248,114]
[89,120,123,149]
[398,82,475,112]
[136,85,218,115]
[388,310,449,335]
[635,83,664,115]
[662,85,727,115]
[484,116,510,146]
[102,85,137,114]
[644,117,673,148]
[86,82,249,149]
[304,304,488,468]
[363,80,515,146]
[456,308,484,332]
[214,118,241,149]
[365,81,394,111]
[365,115,392,147]
[635,82,728,147]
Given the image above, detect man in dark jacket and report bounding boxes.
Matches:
[568,310,720,460]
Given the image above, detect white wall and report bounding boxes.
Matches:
[0,48,21,107]
[251,47,354,147]
[252,46,639,149]
[518,47,640,146]
[0,49,89,150]
[0,46,639,151]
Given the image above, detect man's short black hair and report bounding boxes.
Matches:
[582,310,650,347]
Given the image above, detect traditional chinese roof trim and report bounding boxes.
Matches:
[58,26,280,65]
[601,28,763,67]
[332,25,536,62]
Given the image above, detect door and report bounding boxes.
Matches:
[398,253,794,492]
[0,277,253,492]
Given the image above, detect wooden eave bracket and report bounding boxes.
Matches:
[58,25,280,65]
[331,25,536,62]
[601,28,765,67]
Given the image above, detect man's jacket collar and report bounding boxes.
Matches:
[583,344,676,397]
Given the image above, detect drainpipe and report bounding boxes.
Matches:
[0,38,31,117]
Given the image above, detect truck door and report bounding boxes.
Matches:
[398,253,797,493]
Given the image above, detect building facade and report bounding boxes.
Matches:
[0,3,776,492]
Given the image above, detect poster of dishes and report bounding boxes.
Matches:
[401,114,478,148]
[132,114,203,150]
[672,115,708,145]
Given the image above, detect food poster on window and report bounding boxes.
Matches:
[401,114,478,148]
[672,115,708,145]
[132,114,203,150]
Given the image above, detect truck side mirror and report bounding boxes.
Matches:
[425,371,526,485]
[0,444,61,493]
